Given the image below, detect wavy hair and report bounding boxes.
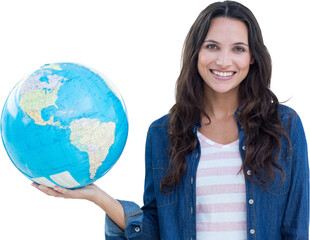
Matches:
[161,1,290,193]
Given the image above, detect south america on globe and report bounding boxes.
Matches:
[0,63,128,189]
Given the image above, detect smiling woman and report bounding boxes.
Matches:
[27,1,308,240]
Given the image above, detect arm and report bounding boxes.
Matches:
[105,126,160,239]
[281,114,309,239]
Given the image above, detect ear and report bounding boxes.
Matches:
[250,57,255,64]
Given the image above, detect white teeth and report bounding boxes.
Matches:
[212,70,234,77]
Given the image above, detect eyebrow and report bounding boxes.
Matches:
[204,39,249,46]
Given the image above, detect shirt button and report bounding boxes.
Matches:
[191,206,193,214]
[242,145,246,151]
[135,226,140,233]
[195,153,199,159]
[250,229,255,234]
[247,170,252,175]
[249,199,254,204]
[191,177,193,184]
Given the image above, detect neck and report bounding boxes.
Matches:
[204,89,239,120]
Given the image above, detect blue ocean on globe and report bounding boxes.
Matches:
[1,63,128,189]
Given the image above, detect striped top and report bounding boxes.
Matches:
[196,131,247,240]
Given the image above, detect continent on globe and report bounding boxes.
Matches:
[20,82,61,126]
[70,118,116,179]
[19,68,69,127]
[1,63,128,189]
[43,64,62,71]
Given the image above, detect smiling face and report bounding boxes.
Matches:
[197,17,253,98]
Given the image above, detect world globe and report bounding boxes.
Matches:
[1,63,128,189]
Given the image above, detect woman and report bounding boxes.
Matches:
[33,1,309,239]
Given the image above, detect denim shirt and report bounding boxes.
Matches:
[105,104,309,240]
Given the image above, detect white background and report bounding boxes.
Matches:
[0,0,309,239]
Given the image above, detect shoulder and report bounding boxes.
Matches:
[146,114,170,144]
[149,114,170,128]
[147,114,170,136]
[278,104,298,120]
[278,104,305,138]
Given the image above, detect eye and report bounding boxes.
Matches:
[233,46,246,52]
[206,44,218,50]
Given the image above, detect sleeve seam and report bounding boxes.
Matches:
[126,209,143,220]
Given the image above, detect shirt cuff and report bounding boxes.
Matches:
[105,200,143,239]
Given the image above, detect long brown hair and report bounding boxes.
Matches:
[161,1,290,193]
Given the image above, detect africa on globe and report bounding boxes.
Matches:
[0,63,128,189]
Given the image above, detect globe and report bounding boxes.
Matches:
[1,63,128,189]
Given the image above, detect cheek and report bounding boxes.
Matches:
[236,56,252,72]
[197,54,205,75]
[199,47,214,61]
[197,51,213,70]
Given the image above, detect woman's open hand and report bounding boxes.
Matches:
[31,182,101,203]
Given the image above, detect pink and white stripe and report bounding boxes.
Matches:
[196,131,247,240]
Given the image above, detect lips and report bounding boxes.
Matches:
[210,69,236,79]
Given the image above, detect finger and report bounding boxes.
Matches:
[32,182,74,198]
[53,186,72,198]
[32,182,82,199]
[53,186,81,199]
[36,184,63,197]
[53,186,64,193]
[31,182,39,188]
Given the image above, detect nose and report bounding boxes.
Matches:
[216,50,232,68]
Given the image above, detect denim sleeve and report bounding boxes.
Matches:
[105,200,143,239]
[281,114,309,239]
[105,128,160,240]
